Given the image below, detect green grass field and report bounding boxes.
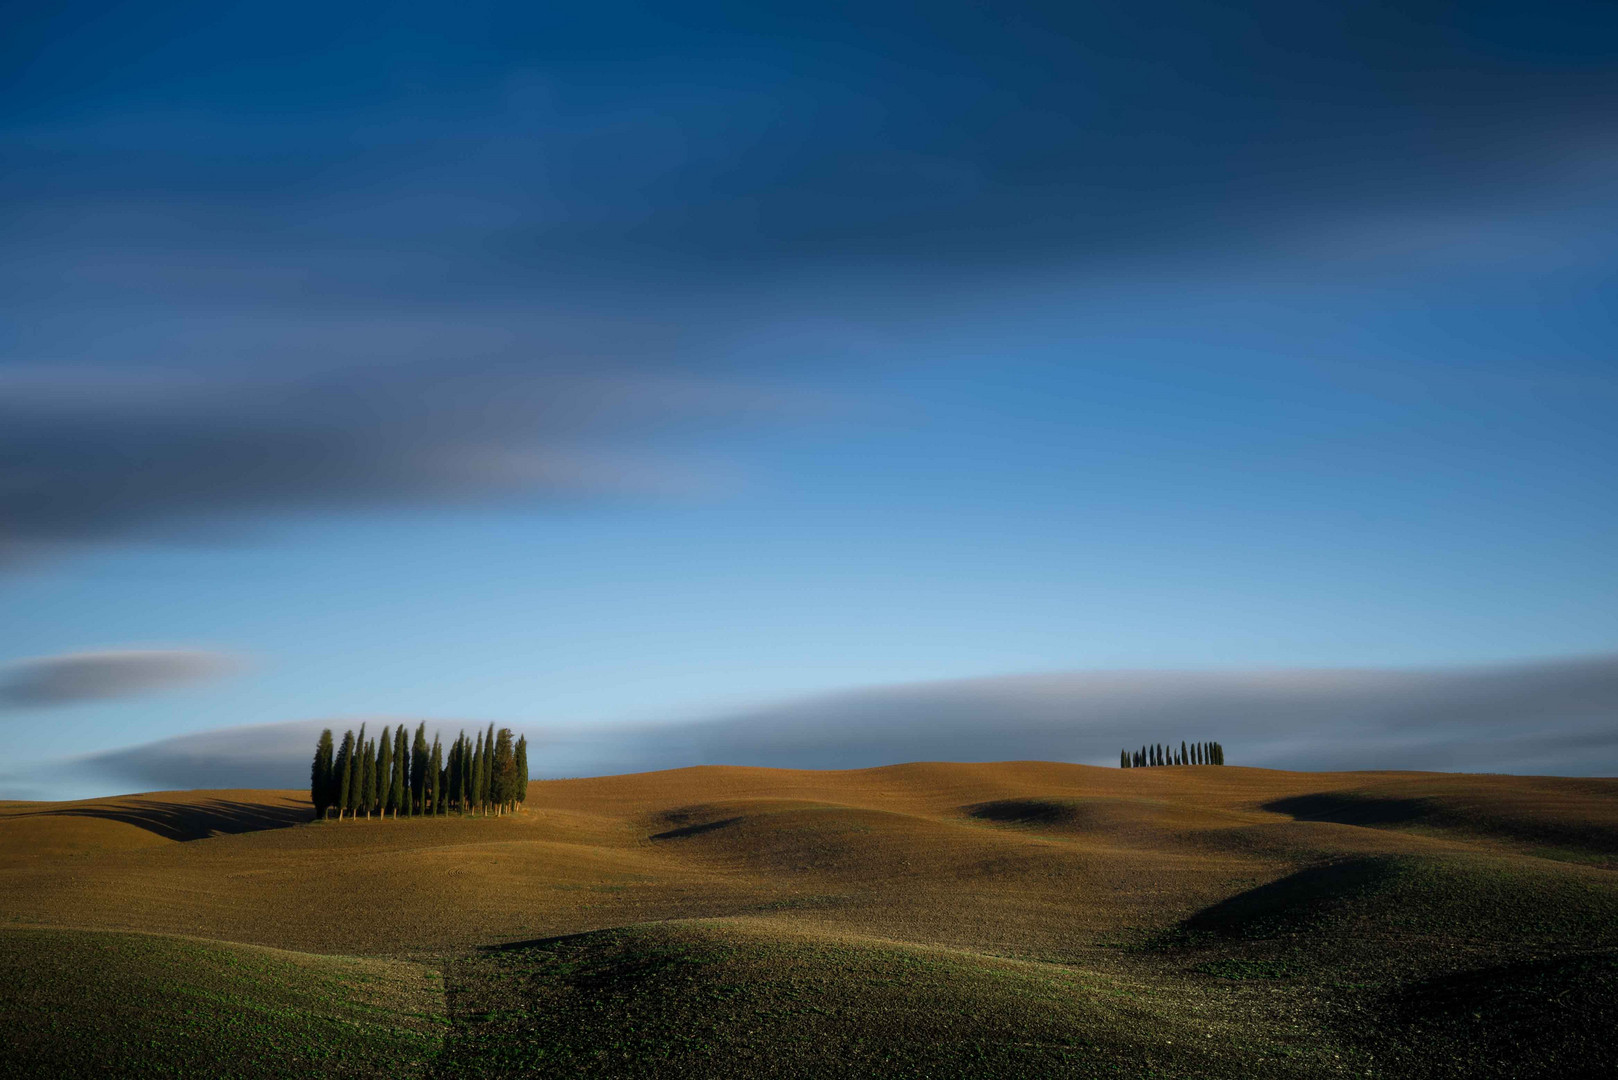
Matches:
[0,929,444,1079]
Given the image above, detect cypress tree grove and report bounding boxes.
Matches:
[307,726,546,824]
[412,723,429,813]
[335,731,355,820]
[311,729,335,819]
[1111,738,1228,767]
[515,735,528,808]
[393,726,409,817]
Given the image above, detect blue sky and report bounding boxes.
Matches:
[3,1,1616,791]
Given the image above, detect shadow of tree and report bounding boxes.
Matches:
[23,797,310,841]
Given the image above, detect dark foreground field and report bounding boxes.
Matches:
[2,762,1615,1078]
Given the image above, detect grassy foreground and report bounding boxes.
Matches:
[1,763,1615,1077]
[0,928,443,1079]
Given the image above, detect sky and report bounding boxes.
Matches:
[3,1,1616,796]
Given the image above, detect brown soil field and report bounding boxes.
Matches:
[2,762,1615,1078]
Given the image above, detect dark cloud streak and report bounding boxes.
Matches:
[0,359,804,563]
[0,650,242,709]
[5,2,1616,564]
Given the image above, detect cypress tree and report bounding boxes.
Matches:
[448,734,461,812]
[444,736,456,813]
[391,727,406,818]
[335,731,355,820]
[423,734,435,814]
[392,726,408,817]
[455,732,469,813]
[491,728,516,814]
[482,723,495,813]
[429,736,443,814]
[370,732,382,815]
[361,739,376,819]
[359,724,372,815]
[346,725,366,819]
[1179,740,1186,765]
[355,737,366,819]
[471,732,484,815]
[411,723,429,813]
[515,735,528,806]
[311,729,334,819]
[438,758,449,815]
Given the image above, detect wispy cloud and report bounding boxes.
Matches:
[0,649,243,709]
[60,653,1618,795]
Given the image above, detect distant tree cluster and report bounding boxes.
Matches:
[1119,740,1223,768]
[309,722,529,820]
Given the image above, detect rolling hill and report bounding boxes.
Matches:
[2,762,1614,1078]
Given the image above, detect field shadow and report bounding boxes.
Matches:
[23,798,309,841]
[1266,793,1618,859]
[649,817,742,841]
[965,798,1078,826]
[1263,793,1431,827]
[1180,857,1399,940]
